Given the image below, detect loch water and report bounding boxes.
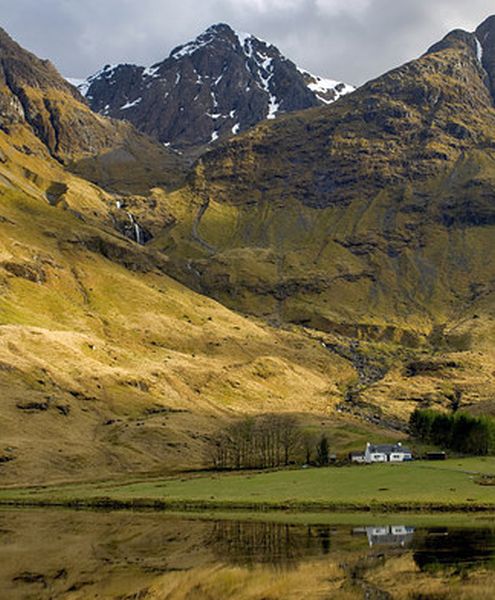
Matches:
[0,510,494,599]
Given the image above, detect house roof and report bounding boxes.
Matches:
[368,444,412,454]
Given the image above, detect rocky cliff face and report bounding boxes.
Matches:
[0,27,187,194]
[0,26,103,160]
[157,16,495,349]
[79,23,353,154]
[476,15,495,102]
[191,23,495,211]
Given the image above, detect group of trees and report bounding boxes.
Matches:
[206,414,331,470]
[410,409,495,455]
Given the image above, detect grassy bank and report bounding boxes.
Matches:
[1,457,494,512]
[3,506,495,528]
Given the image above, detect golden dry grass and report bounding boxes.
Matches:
[0,152,363,485]
[143,562,353,600]
[367,553,495,600]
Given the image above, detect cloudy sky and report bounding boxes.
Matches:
[3,0,495,85]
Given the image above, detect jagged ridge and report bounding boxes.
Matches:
[78,23,354,153]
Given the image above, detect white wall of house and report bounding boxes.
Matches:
[368,453,387,462]
[389,452,412,462]
[364,443,412,463]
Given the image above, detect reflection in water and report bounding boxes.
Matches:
[353,525,415,548]
[413,528,495,573]
[0,510,494,599]
[206,521,333,566]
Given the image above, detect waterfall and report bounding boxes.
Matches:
[134,222,142,245]
[127,212,143,245]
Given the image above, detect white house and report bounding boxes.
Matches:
[364,442,412,463]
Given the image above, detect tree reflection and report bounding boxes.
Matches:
[204,521,333,567]
[413,528,495,573]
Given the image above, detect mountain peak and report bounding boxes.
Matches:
[204,22,237,36]
[80,25,353,153]
[169,23,271,62]
[170,22,239,59]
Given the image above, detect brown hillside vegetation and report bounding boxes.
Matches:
[0,178,368,485]
[152,21,495,417]
[2,19,495,485]
[0,31,365,486]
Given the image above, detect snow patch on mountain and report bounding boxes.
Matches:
[143,65,161,78]
[299,69,355,104]
[267,96,280,120]
[120,97,142,110]
[65,77,90,96]
[235,30,253,48]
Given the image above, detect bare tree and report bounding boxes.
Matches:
[279,415,301,466]
[301,431,318,465]
[206,414,304,470]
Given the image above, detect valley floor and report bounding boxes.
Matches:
[1,457,494,512]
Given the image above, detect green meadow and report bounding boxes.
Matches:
[1,457,494,512]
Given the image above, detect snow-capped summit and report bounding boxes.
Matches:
[75,23,354,153]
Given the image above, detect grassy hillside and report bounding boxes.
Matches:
[146,30,495,419]
[3,175,397,485]
[0,29,400,487]
[1,25,495,488]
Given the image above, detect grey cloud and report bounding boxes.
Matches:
[2,0,495,85]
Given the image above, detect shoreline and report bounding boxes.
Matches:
[1,497,495,513]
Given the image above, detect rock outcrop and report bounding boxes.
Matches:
[0,27,187,192]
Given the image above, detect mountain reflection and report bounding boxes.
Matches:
[2,510,495,600]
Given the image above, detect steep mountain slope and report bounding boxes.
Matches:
[0,184,363,485]
[0,24,193,248]
[152,18,495,415]
[0,27,187,195]
[80,23,353,153]
[3,16,495,489]
[0,29,383,486]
